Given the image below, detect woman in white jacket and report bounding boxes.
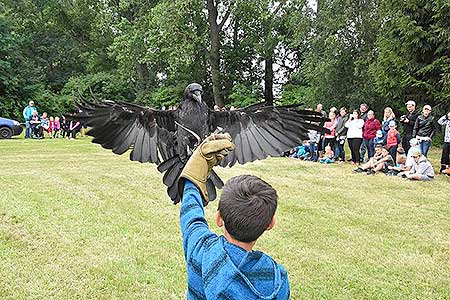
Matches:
[345,110,365,164]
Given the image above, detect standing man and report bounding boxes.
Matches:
[335,107,349,162]
[315,103,327,155]
[413,105,435,157]
[359,103,369,121]
[358,103,369,160]
[437,111,450,173]
[399,100,419,153]
[23,101,37,139]
[361,110,381,161]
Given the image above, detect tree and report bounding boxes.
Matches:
[370,0,450,110]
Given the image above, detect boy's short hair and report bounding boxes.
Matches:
[218,175,278,243]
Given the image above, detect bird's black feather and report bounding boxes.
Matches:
[71,84,329,204]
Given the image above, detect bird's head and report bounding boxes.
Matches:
[184,83,203,103]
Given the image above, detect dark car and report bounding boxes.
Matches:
[0,117,23,138]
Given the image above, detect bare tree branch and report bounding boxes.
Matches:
[218,1,234,31]
[271,0,288,17]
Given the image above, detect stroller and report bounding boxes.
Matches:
[30,116,43,139]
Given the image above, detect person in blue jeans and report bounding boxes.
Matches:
[178,133,290,300]
[22,101,37,138]
[413,105,435,157]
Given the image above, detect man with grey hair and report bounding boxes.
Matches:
[23,100,37,138]
[399,100,419,152]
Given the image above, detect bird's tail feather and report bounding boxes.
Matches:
[158,156,223,204]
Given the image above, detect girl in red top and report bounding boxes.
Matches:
[48,116,54,138]
[386,120,400,161]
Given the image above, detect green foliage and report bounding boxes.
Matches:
[370,0,450,109]
[0,0,448,120]
[227,83,263,108]
[145,83,186,108]
[62,72,134,102]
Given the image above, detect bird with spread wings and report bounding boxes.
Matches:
[72,83,328,204]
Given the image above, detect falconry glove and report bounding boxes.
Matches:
[180,133,235,205]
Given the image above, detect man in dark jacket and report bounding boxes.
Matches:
[335,107,349,162]
[361,110,382,161]
[413,105,435,157]
[399,100,419,153]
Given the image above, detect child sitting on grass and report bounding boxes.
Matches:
[53,116,61,138]
[293,140,310,160]
[353,144,394,175]
[178,134,290,299]
[387,148,407,175]
[319,145,334,164]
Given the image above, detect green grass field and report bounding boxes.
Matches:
[0,137,449,300]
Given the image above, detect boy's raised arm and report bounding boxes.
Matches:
[178,134,235,258]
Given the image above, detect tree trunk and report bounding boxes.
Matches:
[264,56,274,106]
[206,0,225,107]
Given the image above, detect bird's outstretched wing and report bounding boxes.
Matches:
[73,100,177,165]
[209,104,328,167]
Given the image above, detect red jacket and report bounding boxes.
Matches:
[363,118,382,140]
[386,128,400,147]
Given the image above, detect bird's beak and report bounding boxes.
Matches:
[193,91,202,103]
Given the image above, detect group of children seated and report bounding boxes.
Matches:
[29,111,82,139]
[353,138,435,180]
[290,136,438,180]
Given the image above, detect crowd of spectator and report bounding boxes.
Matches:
[22,100,449,179]
[288,101,450,180]
[22,101,83,140]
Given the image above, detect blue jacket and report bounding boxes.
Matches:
[23,105,37,121]
[181,181,290,300]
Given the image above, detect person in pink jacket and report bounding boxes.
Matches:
[322,111,337,154]
[361,110,382,161]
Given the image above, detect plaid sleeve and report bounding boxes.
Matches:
[180,180,213,260]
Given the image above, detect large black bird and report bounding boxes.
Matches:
[73,83,327,203]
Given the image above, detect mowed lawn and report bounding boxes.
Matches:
[0,137,449,300]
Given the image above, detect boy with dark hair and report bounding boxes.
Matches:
[178,133,290,300]
[353,144,394,175]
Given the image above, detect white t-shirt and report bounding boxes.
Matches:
[345,119,364,138]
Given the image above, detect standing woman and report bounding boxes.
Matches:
[437,111,450,173]
[413,105,435,157]
[382,107,397,137]
[323,111,337,153]
[345,110,365,165]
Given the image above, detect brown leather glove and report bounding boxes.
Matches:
[179,133,235,204]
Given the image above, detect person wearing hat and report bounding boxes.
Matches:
[437,111,450,174]
[404,150,435,181]
[412,105,436,157]
[22,100,37,138]
[373,130,384,146]
[399,100,419,153]
[385,120,400,161]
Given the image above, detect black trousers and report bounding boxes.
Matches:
[348,138,362,163]
[441,142,450,169]
[388,145,397,162]
[402,134,413,153]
